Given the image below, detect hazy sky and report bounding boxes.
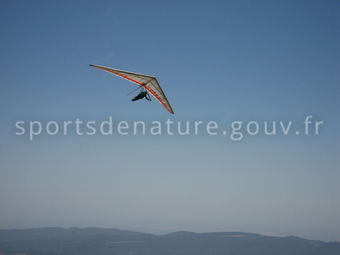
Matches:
[0,0,339,241]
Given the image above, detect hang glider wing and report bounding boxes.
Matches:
[89,64,174,114]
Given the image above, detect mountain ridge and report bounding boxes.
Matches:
[0,227,339,255]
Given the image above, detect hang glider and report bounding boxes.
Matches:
[89,64,174,114]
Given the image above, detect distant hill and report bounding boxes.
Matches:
[0,227,339,255]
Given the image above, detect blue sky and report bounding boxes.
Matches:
[0,0,339,241]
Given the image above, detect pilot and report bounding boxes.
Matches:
[132,90,151,101]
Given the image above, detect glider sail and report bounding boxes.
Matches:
[89,64,174,114]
